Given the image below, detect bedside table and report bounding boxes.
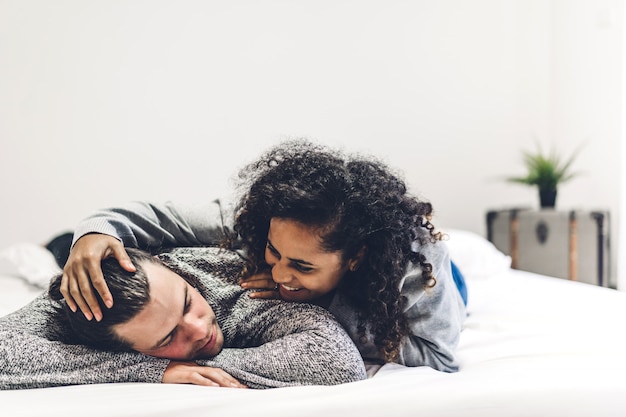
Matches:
[486,208,610,287]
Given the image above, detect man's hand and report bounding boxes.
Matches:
[163,361,248,388]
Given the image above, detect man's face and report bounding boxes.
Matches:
[113,261,224,360]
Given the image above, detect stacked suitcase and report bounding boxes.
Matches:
[486,208,611,287]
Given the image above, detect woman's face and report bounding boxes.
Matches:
[113,262,224,360]
[265,217,353,303]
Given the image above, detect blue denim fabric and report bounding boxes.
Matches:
[451,261,468,306]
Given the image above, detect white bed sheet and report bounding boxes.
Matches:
[1,249,626,416]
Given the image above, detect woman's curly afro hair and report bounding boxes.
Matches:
[230,139,442,362]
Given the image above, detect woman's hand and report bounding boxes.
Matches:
[239,270,280,299]
[60,233,136,321]
[163,361,248,388]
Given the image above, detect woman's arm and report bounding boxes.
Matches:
[64,200,233,320]
[395,241,466,372]
[328,241,466,372]
[72,200,233,249]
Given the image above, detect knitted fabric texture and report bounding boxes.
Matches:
[0,247,366,390]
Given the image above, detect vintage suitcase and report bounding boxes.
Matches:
[486,208,611,287]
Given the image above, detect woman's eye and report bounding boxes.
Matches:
[294,264,313,273]
[266,243,280,258]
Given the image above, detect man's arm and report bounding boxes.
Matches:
[0,295,169,390]
[200,299,368,388]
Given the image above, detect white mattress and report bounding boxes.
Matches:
[1,232,625,417]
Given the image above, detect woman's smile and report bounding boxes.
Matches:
[266,218,354,303]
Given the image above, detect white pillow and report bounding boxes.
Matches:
[444,229,511,280]
[0,243,62,288]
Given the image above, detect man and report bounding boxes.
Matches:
[0,247,366,389]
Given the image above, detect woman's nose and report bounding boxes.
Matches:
[271,261,292,284]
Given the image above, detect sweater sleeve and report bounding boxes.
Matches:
[395,241,466,371]
[199,300,367,389]
[328,240,465,372]
[71,200,234,249]
[0,295,169,390]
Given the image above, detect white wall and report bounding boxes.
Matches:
[550,0,624,289]
[1,0,623,288]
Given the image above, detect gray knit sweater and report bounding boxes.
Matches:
[0,247,367,390]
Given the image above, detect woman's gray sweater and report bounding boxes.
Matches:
[0,247,367,390]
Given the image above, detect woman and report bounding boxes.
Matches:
[62,140,466,372]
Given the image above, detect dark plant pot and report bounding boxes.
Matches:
[539,188,557,209]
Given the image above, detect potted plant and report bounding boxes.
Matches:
[506,144,582,209]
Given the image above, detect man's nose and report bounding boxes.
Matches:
[183,316,206,341]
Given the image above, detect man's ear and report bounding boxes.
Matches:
[348,246,367,272]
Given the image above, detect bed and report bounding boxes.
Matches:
[1,229,625,417]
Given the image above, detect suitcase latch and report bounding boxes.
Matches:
[536,221,549,244]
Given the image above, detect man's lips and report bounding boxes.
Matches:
[198,322,217,356]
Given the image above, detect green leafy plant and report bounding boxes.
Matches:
[506,143,583,208]
[507,144,581,190]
